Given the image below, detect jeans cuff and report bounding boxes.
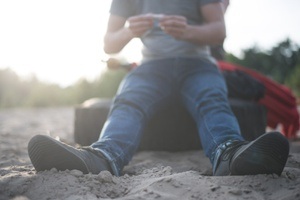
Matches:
[95,149,121,176]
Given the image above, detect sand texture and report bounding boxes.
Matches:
[1,107,300,200]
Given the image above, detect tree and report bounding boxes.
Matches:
[226,38,300,96]
[226,39,300,84]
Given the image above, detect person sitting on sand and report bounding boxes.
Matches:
[28,0,289,176]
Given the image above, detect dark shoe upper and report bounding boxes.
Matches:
[212,140,248,176]
[78,146,112,174]
[28,135,112,174]
[213,132,290,176]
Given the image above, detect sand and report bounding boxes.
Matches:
[1,107,300,200]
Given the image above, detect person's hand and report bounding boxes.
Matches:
[159,15,189,40]
[127,14,154,38]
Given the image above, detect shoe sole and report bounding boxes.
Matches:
[230,131,289,176]
[28,135,89,173]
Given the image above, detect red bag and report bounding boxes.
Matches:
[218,61,299,138]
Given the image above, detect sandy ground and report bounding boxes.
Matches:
[0,107,300,200]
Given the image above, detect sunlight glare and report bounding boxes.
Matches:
[0,0,128,87]
[1,0,300,86]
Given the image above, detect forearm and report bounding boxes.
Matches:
[181,2,226,46]
[183,22,226,46]
[103,27,134,54]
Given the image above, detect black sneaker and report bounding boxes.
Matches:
[213,131,289,176]
[28,135,112,174]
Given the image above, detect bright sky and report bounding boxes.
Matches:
[0,0,300,87]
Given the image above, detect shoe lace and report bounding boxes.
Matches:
[220,141,248,161]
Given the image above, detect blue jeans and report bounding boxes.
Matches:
[91,58,244,176]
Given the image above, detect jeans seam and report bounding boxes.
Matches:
[121,90,171,152]
[182,92,218,154]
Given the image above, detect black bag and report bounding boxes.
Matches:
[223,70,265,101]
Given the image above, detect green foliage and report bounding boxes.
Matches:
[285,64,300,96]
[0,68,28,108]
[94,69,127,98]
[0,67,127,109]
[1,38,299,108]
[226,38,300,96]
[226,39,300,83]
[66,68,127,104]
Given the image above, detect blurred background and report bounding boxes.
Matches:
[0,0,300,108]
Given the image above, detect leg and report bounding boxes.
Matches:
[28,60,174,176]
[177,59,243,162]
[91,60,174,175]
[177,59,289,176]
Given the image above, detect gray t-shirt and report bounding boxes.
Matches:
[110,0,221,63]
